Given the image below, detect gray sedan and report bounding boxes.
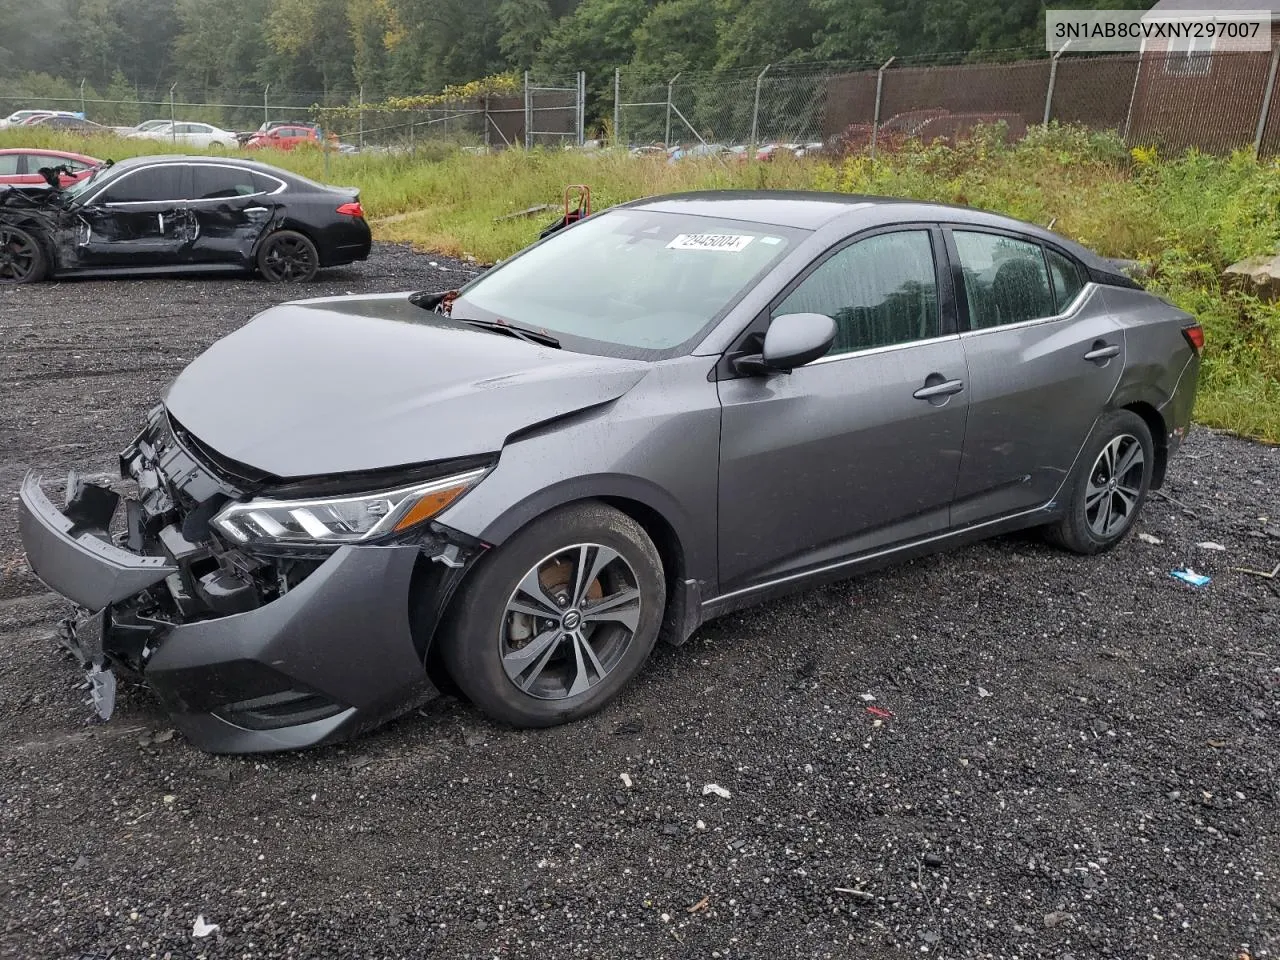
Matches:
[18,191,1202,752]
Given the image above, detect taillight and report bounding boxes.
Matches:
[1181,322,1205,355]
[336,201,363,218]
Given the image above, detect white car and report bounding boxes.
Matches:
[0,110,81,130]
[129,121,239,149]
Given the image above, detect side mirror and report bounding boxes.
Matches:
[733,312,836,375]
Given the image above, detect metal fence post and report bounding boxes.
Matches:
[1122,43,1145,144]
[524,70,531,149]
[79,78,86,119]
[870,56,895,159]
[750,63,771,154]
[1254,46,1280,154]
[484,95,491,150]
[1044,41,1069,126]
[264,84,270,125]
[614,68,622,147]
[169,81,177,141]
[358,84,364,149]
[665,72,681,147]
[578,70,586,145]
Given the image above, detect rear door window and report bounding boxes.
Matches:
[192,165,259,200]
[952,230,1055,329]
[32,153,87,172]
[0,154,20,175]
[251,171,286,194]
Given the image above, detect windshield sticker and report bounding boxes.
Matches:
[760,236,782,245]
[667,233,755,252]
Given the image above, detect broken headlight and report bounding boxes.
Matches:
[211,468,487,547]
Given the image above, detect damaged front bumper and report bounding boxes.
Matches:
[17,409,481,753]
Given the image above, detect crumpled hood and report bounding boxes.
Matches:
[164,292,648,478]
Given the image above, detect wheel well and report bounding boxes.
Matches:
[254,224,316,260]
[424,493,694,687]
[598,496,691,644]
[8,220,55,270]
[1122,401,1168,489]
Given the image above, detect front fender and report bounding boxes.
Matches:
[434,357,723,598]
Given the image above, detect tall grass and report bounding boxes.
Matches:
[3,125,1278,442]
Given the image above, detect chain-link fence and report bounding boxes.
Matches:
[10,50,1280,159]
[0,73,587,153]
[616,47,1280,158]
[616,65,847,153]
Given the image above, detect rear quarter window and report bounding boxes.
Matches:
[1046,247,1087,311]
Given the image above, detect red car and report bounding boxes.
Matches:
[246,125,325,151]
[0,149,101,187]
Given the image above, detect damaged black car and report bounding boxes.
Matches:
[0,155,371,284]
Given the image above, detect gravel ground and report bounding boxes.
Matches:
[1,244,1278,960]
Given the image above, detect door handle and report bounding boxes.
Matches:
[244,206,269,214]
[1084,342,1121,362]
[913,378,965,400]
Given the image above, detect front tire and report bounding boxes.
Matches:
[1046,409,1154,555]
[0,225,48,284]
[256,230,319,282]
[440,502,666,728]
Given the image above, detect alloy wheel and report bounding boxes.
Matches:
[0,228,37,283]
[499,544,642,700]
[1085,433,1145,538]
[261,236,315,281]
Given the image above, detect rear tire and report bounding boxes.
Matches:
[1045,409,1154,555]
[0,225,48,285]
[256,230,319,282]
[439,502,666,728]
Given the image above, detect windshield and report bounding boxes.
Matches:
[453,209,803,358]
[62,163,110,198]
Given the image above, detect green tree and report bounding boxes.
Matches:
[714,0,823,68]
[497,0,555,68]
[631,0,719,75]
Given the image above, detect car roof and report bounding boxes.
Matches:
[102,155,289,175]
[622,190,1114,269]
[627,191,875,229]
[0,148,99,162]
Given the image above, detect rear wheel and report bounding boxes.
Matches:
[0,225,47,285]
[256,230,319,282]
[440,502,666,727]
[1046,409,1153,555]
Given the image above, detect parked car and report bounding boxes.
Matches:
[25,115,109,133]
[0,154,370,284]
[112,119,173,136]
[0,149,100,187]
[245,124,330,150]
[0,109,80,129]
[130,121,239,149]
[237,120,325,146]
[668,142,728,162]
[15,191,1202,753]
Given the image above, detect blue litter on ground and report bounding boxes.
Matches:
[1170,568,1211,587]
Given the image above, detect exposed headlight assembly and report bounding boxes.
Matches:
[212,468,487,547]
